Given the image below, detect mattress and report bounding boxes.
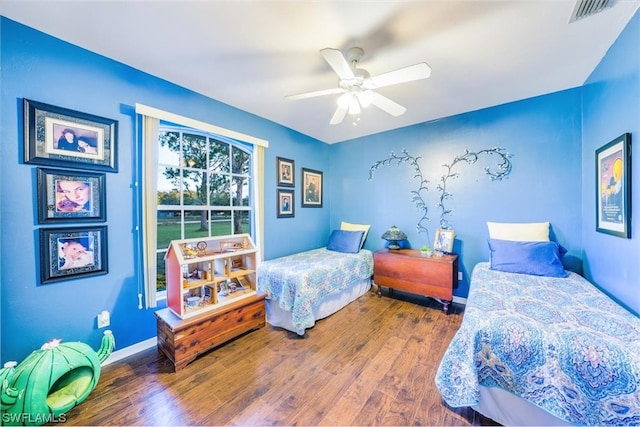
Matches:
[435,262,640,425]
[257,247,374,335]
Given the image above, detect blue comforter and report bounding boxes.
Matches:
[435,262,640,425]
[257,248,374,335]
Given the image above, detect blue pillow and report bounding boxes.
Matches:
[488,239,568,277]
[327,230,365,254]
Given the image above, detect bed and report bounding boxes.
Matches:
[435,260,640,426]
[257,225,374,335]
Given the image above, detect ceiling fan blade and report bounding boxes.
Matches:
[367,63,431,89]
[285,87,343,101]
[320,48,355,80]
[371,92,407,117]
[330,105,348,125]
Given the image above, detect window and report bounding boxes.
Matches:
[155,124,254,292]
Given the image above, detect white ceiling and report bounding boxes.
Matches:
[1,1,638,144]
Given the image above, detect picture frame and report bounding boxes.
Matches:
[434,228,455,253]
[277,189,295,218]
[596,133,631,238]
[37,168,106,224]
[24,98,118,172]
[301,168,323,208]
[276,156,295,187]
[39,225,108,284]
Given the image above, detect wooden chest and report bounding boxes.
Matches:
[374,249,458,313]
[155,293,266,371]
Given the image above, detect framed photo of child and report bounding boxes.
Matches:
[433,228,455,253]
[39,226,108,284]
[23,98,118,172]
[276,157,295,187]
[37,168,106,224]
[277,189,294,218]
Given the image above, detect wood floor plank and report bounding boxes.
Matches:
[59,289,499,426]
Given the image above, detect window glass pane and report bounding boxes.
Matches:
[209,139,230,173]
[231,175,249,207]
[181,133,207,168]
[157,209,182,249]
[232,146,250,174]
[158,131,181,166]
[157,167,180,206]
[184,210,211,240]
[210,210,232,236]
[156,252,167,292]
[182,170,204,206]
[233,210,250,234]
[209,174,231,206]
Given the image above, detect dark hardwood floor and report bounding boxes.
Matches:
[63,287,499,426]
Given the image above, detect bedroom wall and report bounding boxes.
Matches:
[581,9,640,315]
[0,17,329,363]
[328,89,583,298]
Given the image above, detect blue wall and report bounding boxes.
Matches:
[0,18,329,362]
[329,89,583,297]
[581,10,640,314]
[2,9,639,363]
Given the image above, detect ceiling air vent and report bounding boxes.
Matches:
[570,0,616,22]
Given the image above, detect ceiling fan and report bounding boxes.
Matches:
[285,47,431,125]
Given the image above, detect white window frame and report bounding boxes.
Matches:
[136,103,268,308]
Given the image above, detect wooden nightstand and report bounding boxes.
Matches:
[373,249,458,313]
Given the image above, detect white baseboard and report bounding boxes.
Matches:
[453,295,467,305]
[101,337,156,366]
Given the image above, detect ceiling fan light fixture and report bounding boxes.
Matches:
[337,92,351,109]
[357,90,374,108]
[348,98,361,115]
[287,46,430,125]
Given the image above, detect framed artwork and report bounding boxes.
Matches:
[277,156,295,187]
[434,228,455,253]
[301,168,323,208]
[24,98,118,172]
[39,226,108,284]
[596,133,631,238]
[277,189,295,218]
[37,168,106,224]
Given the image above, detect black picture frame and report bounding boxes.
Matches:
[277,189,295,218]
[301,168,323,208]
[39,226,108,284]
[596,133,631,238]
[37,168,106,224]
[276,156,295,187]
[24,98,118,172]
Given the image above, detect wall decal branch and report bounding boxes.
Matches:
[368,149,432,243]
[369,147,513,243]
[437,147,513,229]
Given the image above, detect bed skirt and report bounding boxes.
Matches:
[473,386,570,426]
[265,277,371,334]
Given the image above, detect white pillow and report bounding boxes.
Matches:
[340,221,371,249]
[486,222,550,242]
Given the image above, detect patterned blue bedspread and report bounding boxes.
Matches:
[257,248,373,335]
[435,262,640,426]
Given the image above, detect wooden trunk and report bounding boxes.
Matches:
[155,293,266,371]
[374,249,458,313]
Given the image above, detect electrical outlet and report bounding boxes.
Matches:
[97,310,110,328]
[458,272,463,281]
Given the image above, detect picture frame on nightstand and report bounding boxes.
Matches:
[434,228,455,253]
